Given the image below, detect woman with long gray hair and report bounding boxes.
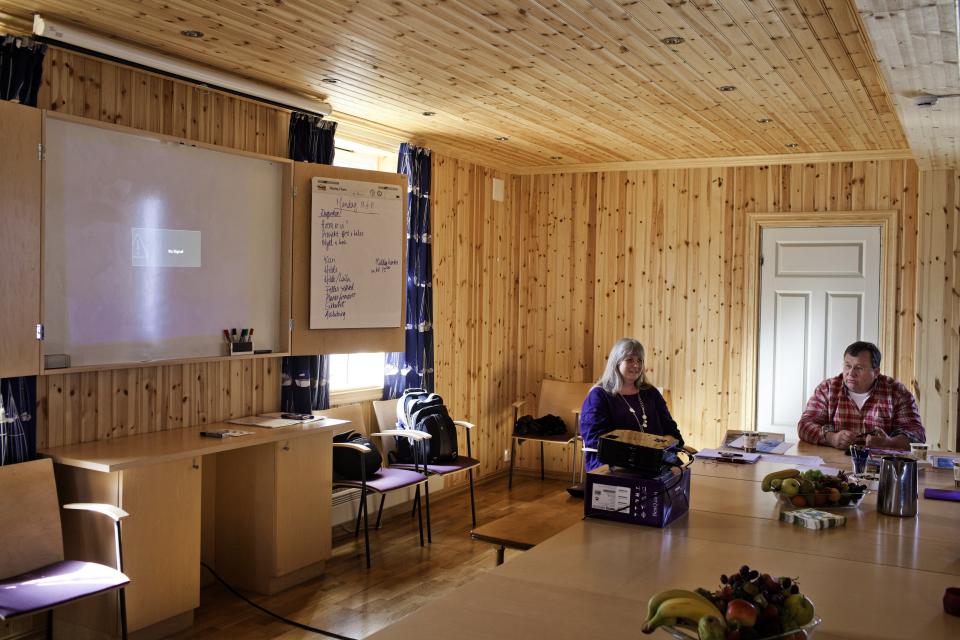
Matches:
[580,338,684,471]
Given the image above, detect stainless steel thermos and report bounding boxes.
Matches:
[877,455,918,517]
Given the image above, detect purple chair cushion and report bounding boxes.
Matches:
[0,560,129,620]
[393,456,480,475]
[334,466,426,493]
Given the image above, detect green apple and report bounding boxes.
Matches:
[783,593,815,628]
[780,478,801,497]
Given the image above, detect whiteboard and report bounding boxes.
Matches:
[43,117,284,367]
[309,177,403,328]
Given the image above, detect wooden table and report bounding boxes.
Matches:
[470,492,583,564]
[370,443,960,640]
[41,417,348,638]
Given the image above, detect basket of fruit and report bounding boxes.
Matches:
[762,468,868,509]
[642,565,820,639]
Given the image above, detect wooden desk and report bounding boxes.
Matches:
[369,443,960,640]
[41,418,347,638]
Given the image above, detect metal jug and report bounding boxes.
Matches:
[877,455,918,517]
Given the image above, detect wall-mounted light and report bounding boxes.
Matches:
[914,93,960,107]
[33,14,332,116]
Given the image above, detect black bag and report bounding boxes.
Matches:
[514,414,566,437]
[332,430,382,480]
[393,393,459,464]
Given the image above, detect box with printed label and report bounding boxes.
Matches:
[584,464,691,527]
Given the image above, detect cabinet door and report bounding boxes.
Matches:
[0,101,41,377]
[122,457,202,630]
[275,432,332,574]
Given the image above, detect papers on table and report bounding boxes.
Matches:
[228,412,326,429]
[726,435,793,455]
[753,453,825,467]
[695,448,761,464]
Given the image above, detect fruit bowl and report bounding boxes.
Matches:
[660,616,821,639]
[775,489,869,510]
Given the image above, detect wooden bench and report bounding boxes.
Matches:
[470,492,583,565]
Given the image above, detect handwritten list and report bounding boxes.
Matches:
[310,177,403,329]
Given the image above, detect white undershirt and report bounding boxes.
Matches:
[848,389,871,410]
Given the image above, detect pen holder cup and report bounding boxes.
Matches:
[228,341,253,356]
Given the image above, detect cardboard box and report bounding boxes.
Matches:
[584,464,691,527]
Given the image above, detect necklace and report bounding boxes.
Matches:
[621,393,648,432]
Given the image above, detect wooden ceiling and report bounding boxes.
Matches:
[0,0,922,170]
[856,0,960,171]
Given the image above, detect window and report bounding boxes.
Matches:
[327,139,397,399]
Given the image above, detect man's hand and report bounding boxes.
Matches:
[824,429,858,450]
[865,429,911,450]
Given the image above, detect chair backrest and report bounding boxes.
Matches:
[0,458,64,578]
[371,399,402,462]
[322,404,367,438]
[537,380,595,436]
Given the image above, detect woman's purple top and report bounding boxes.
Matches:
[580,385,683,471]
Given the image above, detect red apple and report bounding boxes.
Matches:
[725,599,758,628]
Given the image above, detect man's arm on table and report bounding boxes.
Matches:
[797,381,854,449]
[865,381,925,449]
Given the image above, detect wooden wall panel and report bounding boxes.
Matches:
[511,159,930,472]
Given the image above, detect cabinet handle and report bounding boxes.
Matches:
[282,444,290,451]
[192,457,200,470]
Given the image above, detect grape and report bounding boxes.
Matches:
[740,565,751,577]
[748,569,759,580]
[791,584,800,594]
[720,574,729,584]
[780,577,792,589]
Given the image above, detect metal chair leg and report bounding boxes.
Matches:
[46,610,53,640]
[411,491,419,518]
[415,486,424,546]
[540,441,545,480]
[508,438,516,489]
[468,468,477,528]
[375,494,386,529]
[570,442,578,485]
[119,587,129,640]
[424,477,432,543]
[361,486,371,568]
[354,493,365,537]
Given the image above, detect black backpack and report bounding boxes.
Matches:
[332,430,383,480]
[393,393,459,464]
[514,413,566,437]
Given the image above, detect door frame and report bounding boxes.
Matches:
[741,211,899,431]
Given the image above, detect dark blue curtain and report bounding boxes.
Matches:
[281,112,337,412]
[0,377,36,465]
[0,35,46,106]
[384,144,433,399]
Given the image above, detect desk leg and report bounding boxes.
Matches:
[496,546,505,566]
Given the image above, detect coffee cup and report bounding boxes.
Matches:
[909,442,929,460]
[743,433,759,453]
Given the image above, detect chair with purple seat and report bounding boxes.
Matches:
[0,458,129,638]
[322,404,430,569]
[372,399,481,533]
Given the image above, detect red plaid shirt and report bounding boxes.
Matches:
[797,374,925,445]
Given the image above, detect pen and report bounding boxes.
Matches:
[248,328,254,341]
[240,328,248,342]
[222,329,230,343]
[231,328,237,343]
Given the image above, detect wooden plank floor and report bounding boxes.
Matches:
[167,476,573,639]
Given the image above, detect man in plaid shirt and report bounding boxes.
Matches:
[797,341,924,450]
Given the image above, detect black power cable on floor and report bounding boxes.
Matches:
[200,561,358,640]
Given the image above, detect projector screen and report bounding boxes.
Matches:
[43,117,284,367]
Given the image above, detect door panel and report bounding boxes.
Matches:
[757,226,881,436]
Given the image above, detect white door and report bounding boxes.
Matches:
[756,226,881,438]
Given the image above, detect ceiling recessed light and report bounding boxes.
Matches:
[757,117,772,124]
[661,36,685,45]
[321,78,338,84]
[719,85,737,92]
[180,30,204,38]
[495,136,509,141]
[785,143,799,148]
[422,111,436,116]
[550,156,562,160]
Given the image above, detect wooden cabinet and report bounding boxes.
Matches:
[215,430,333,594]
[0,101,41,377]
[55,457,202,635]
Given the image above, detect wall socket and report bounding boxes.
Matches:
[503,448,511,462]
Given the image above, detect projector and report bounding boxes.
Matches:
[597,430,679,476]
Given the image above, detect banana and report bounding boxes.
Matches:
[641,596,725,634]
[644,588,716,621]
[761,468,801,491]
